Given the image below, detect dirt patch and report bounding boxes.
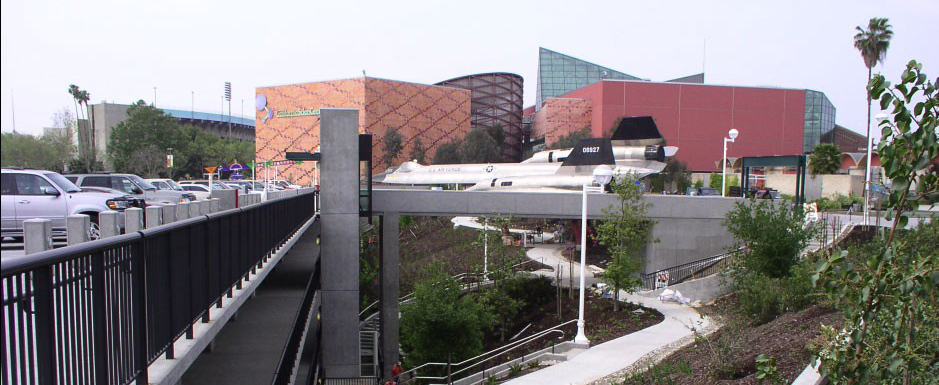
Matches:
[617,295,842,384]
[480,279,664,365]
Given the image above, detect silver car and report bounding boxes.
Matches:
[67,173,196,205]
[2,168,140,239]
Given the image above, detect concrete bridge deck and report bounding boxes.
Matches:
[180,221,320,385]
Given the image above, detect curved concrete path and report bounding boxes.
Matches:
[504,290,710,385]
[452,216,711,385]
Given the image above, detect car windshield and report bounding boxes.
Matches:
[166,180,183,190]
[127,175,157,190]
[45,173,82,193]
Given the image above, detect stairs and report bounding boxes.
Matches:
[359,317,380,377]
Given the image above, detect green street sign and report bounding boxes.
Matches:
[265,160,273,167]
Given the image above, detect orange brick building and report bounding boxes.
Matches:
[255,77,472,185]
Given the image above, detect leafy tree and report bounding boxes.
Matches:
[1,133,63,171]
[659,158,691,193]
[709,173,722,190]
[410,137,427,164]
[723,199,816,279]
[382,127,404,167]
[175,126,255,179]
[485,125,506,150]
[400,266,491,369]
[596,173,654,310]
[108,101,185,176]
[814,60,939,384]
[854,18,893,185]
[432,139,463,164]
[550,127,592,149]
[809,143,842,176]
[461,128,501,164]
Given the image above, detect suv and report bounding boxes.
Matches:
[2,168,142,239]
[67,173,196,206]
[145,178,184,192]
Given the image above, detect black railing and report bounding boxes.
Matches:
[271,257,321,385]
[639,251,737,291]
[1,191,317,385]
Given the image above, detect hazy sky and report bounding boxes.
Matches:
[2,0,937,141]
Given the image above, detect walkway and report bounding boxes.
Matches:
[180,221,320,385]
[505,290,710,385]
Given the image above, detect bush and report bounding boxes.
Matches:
[724,199,819,278]
[733,258,816,325]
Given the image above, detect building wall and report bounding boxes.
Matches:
[255,77,472,185]
[535,80,810,172]
[529,98,593,146]
[435,73,524,161]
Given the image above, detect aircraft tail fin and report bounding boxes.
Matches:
[560,138,616,167]
[611,116,665,143]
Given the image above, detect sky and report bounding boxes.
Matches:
[2,0,937,141]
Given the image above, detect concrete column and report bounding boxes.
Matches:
[24,219,52,254]
[99,211,120,238]
[177,202,190,220]
[125,208,144,233]
[67,214,90,245]
[320,108,361,378]
[380,212,400,378]
[189,201,200,218]
[162,204,177,224]
[145,206,162,229]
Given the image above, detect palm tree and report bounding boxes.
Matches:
[68,84,94,165]
[854,17,892,142]
[854,17,892,215]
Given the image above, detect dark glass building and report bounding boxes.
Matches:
[436,73,524,161]
[803,90,836,152]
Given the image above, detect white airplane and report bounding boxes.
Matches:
[374,116,678,191]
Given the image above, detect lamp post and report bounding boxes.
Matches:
[867,113,889,225]
[575,164,614,345]
[722,129,739,197]
[483,217,489,280]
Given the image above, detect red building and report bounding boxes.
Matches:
[529,79,840,172]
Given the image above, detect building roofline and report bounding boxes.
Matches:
[435,72,523,85]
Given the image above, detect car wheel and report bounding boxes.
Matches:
[88,214,101,240]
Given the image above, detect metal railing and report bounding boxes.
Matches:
[271,258,321,385]
[399,319,577,384]
[1,190,317,385]
[638,251,737,291]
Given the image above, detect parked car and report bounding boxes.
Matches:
[145,178,184,192]
[688,187,720,196]
[180,180,233,190]
[178,184,212,200]
[2,168,141,240]
[67,173,196,205]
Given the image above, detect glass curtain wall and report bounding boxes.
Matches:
[536,48,641,109]
[803,90,836,152]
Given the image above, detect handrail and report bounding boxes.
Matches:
[638,249,739,291]
[400,319,577,383]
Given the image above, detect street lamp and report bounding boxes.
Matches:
[867,113,889,225]
[722,129,739,197]
[575,164,614,345]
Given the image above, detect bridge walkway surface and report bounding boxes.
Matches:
[180,220,321,385]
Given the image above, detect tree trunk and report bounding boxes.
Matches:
[865,67,872,206]
[613,287,619,312]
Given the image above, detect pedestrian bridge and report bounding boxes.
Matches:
[1,186,742,385]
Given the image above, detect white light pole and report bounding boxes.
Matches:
[575,164,614,345]
[867,113,889,225]
[483,217,489,280]
[722,128,739,197]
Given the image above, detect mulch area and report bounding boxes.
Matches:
[482,284,664,364]
[623,295,843,384]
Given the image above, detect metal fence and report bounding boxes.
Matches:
[638,251,736,291]
[1,191,317,385]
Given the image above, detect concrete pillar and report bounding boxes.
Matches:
[190,201,200,218]
[177,202,190,220]
[125,208,144,233]
[320,108,361,378]
[162,204,177,224]
[67,214,90,245]
[99,211,120,238]
[24,219,52,254]
[380,212,400,378]
[145,206,162,229]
